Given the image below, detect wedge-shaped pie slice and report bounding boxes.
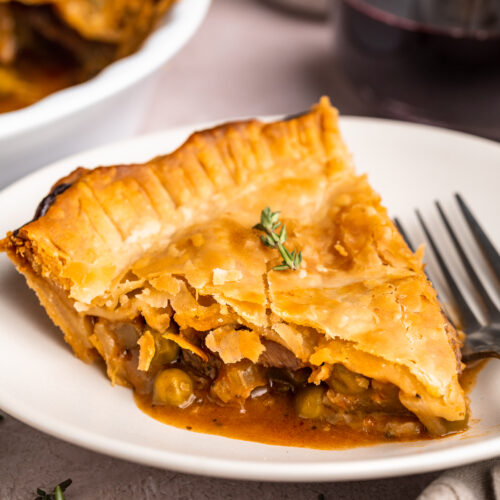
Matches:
[1,98,467,443]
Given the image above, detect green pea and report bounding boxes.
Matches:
[328,364,369,395]
[154,337,179,365]
[294,386,326,419]
[153,368,194,408]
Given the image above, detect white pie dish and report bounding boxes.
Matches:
[0,117,499,482]
[0,0,211,188]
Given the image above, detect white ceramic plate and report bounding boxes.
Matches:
[0,118,499,482]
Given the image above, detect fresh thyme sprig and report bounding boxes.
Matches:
[253,207,302,271]
[35,479,72,500]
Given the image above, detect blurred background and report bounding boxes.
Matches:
[139,0,358,131]
[1,0,499,185]
[141,0,500,138]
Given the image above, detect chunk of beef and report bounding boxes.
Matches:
[182,348,221,380]
[258,340,302,370]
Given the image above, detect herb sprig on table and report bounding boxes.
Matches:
[253,207,302,271]
[34,479,72,500]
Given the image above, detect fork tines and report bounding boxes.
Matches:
[455,194,500,284]
[395,194,500,362]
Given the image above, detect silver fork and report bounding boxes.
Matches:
[395,194,500,363]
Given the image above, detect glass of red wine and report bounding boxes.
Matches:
[332,0,500,140]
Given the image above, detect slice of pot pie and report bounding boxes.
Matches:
[1,97,467,442]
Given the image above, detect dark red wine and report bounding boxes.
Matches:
[332,0,500,140]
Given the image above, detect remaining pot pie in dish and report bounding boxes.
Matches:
[1,98,468,447]
[0,0,177,112]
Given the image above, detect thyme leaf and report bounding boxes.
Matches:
[253,207,302,271]
[34,479,72,500]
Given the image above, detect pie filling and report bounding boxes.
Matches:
[108,320,430,440]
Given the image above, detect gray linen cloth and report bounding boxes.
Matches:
[418,459,500,500]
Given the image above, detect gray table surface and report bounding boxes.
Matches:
[0,0,472,498]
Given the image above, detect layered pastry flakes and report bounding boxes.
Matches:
[1,98,467,443]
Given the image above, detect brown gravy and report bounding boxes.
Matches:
[135,391,429,449]
[135,362,487,449]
